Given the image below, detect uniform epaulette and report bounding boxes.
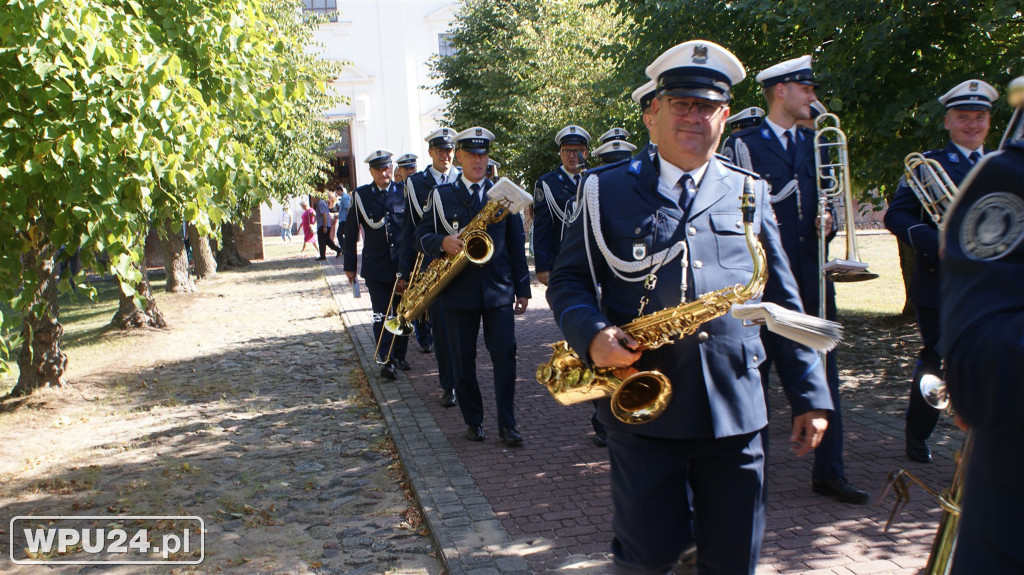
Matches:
[714,152,732,164]
[719,160,763,180]
[730,123,763,140]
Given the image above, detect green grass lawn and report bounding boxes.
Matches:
[834,232,906,316]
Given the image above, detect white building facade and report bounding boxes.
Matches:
[315,0,458,189]
[262,0,458,235]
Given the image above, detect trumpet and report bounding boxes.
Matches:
[903,152,958,227]
[880,373,972,575]
[813,112,879,319]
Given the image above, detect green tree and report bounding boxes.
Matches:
[0,0,341,395]
[430,0,630,188]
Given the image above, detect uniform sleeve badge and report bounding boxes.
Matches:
[960,192,1024,260]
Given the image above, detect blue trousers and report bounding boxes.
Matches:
[365,278,408,364]
[906,306,941,441]
[428,298,454,392]
[445,305,517,429]
[608,429,764,575]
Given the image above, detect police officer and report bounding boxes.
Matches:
[414,127,531,445]
[725,106,765,134]
[598,127,631,144]
[344,149,409,381]
[486,158,500,180]
[548,40,833,574]
[534,125,592,286]
[394,153,418,184]
[398,128,461,407]
[884,79,996,464]
[940,81,1024,574]
[632,79,658,156]
[594,139,638,165]
[722,55,869,504]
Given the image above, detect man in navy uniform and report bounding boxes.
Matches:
[632,79,658,157]
[599,127,631,144]
[722,55,869,504]
[398,128,461,407]
[344,149,410,381]
[414,127,531,445]
[725,106,765,135]
[940,83,1024,574]
[533,125,592,287]
[594,139,638,165]
[884,79,996,464]
[394,153,418,184]
[547,40,833,574]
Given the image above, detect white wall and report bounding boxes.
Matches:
[262,0,457,231]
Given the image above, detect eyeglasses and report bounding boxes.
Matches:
[664,97,725,120]
[560,148,588,156]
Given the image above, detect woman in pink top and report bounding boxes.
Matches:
[299,199,317,252]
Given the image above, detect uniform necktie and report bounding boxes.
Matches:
[679,174,697,213]
[573,175,581,189]
[784,130,797,164]
[471,183,482,209]
[969,151,981,165]
[439,173,447,184]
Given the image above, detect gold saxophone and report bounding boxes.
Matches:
[385,178,531,336]
[536,177,768,424]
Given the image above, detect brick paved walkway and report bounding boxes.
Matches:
[323,260,963,575]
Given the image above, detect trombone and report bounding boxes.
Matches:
[372,252,423,365]
[813,113,879,318]
[903,152,959,227]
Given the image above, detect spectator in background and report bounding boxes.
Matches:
[299,199,317,253]
[280,206,293,243]
[334,185,351,248]
[316,190,344,261]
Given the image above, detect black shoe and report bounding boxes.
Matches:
[906,435,933,463]
[498,426,524,446]
[315,256,327,261]
[335,250,342,258]
[466,425,485,442]
[812,477,870,504]
[593,431,608,447]
[394,358,411,371]
[420,344,433,354]
[440,389,457,408]
[380,362,397,381]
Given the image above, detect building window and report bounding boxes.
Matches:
[438,33,457,57]
[303,0,338,23]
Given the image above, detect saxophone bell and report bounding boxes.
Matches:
[610,369,673,424]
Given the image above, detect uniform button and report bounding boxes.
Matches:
[634,227,642,234]
[753,354,759,362]
[698,331,709,342]
[688,227,697,236]
[694,260,703,269]
[734,221,742,229]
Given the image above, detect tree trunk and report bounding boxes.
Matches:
[215,222,250,269]
[111,232,168,329]
[11,248,68,396]
[161,218,196,293]
[187,223,218,281]
[895,237,916,317]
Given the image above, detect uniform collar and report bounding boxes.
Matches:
[560,166,582,181]
[656,153,709,204]
[429,165,458,182]
[763,117,795,143]
[951,142,984,160]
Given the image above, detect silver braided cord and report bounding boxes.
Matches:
[354,189,387,230]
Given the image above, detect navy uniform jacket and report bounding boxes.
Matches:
[546,151,833,439]
[397,168,460,279]
[723,125,833,312]
[414,178,532,310]
[938,142,1024,574]
[533,167,582,273]
[343,181,406,282]
[885,143,975,309]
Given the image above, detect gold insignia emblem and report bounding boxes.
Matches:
[692,45,708,64]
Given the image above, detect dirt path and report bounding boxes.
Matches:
[0,252,443,574]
